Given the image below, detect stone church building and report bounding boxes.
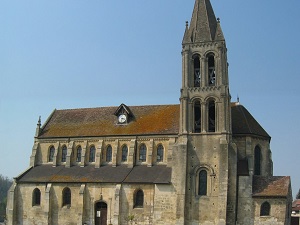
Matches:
[6,0,292,224]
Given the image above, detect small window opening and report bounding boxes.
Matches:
[62,187,71,206]
[194,56,201,87]
[89,146,96,162]
[157,145,164,162]
[260,201,270,216]
[106,145,112,162]
[208,101,216,132]
[198,170,207,196]
[139,144,147,162]
[254,146,261,175]
[76,146,82,162]
[32,188,41,206]
[61,145,67,162]
[121,145,128,162]
[134,190,144,208]
[48,146,55,162]
[194,101,201,133]
[208,55,216,86]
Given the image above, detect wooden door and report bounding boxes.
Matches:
[95,202,107,225]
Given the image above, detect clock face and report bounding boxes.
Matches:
[118,114,127,123]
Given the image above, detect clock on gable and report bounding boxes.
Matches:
[114,103,133,125]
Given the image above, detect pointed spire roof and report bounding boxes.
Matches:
[183,0,224,44]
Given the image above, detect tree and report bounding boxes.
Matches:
[0,174,12,222]
[296,189,300,199]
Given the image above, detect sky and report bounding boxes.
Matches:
[1,0,300,197]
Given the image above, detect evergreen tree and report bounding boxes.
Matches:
[0,175,12,222]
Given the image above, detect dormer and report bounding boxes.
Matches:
[114,103,133,125]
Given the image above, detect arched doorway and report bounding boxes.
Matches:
[95,201,107,225]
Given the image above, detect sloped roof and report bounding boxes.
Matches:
[183,0,224,44]
[39,105,179,138]
[16,164,171,184]
[231,104,270,139]
[252,176,291,197]
[38,103,270,139]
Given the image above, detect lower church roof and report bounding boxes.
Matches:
[252,176,291,197]
[16,164,172,184]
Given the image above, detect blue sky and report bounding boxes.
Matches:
[1,0,300,196]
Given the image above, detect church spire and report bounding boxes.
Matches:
[183,0,224,44]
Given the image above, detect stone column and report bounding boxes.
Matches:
[112,140,119,167]
[95,140,103,168]
[128,139,136,168]
[81,141,88,167]
[66,141,74,168]
[147,139,154,167]
[30,142,39,167]
[45,183,52,224]
[53,142,60,167]
[113,184,121,225]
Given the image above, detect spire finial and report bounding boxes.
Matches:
[237,95,240,104]
[37,116,41,126]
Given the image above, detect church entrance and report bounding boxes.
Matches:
[95,201,107,225]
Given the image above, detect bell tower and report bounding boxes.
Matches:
[180,0,230,135]
[179,0,236,224]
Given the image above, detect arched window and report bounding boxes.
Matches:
[198,170,207,196]
[89,146,95,162]
[193,55,201,87]
[254,146,262,175]
[139,144,147,162]
[62,187,71,206]
[194,100,201,133]
[208,54,216,86]
[32,188,41,206]
[61,145,67,162]
[134,190,144,208]
[76,146,82,162]
[121,145,128,162]
[106,145,112,162]
[48,146,55,162]
[260,201,271,216]
[157,144,164,162]
[208,100,216,132]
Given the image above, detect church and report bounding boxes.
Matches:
[6,0,292,224]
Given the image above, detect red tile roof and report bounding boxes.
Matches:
[252,176,291,197]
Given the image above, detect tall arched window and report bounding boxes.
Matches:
[139,144,147,162]
[121,145,128,162]
[193,55,201,87]
[32,188,41,206]
[254,146,262,175]
[208,54,216,86]
[89,146,95,162]
[194,100,201,133]
[260,201,271,216]
[198,170,207,196]
[157,144,164,162]
[61,145,67,162]
[76,146,82,162]
[62,187,71,206]
[106,145,112,162]
[208,100,216,132]
[48,146,55,162]
[134,190,144,208]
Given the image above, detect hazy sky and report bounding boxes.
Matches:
[1,0,300,197]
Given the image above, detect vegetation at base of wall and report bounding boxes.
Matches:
[0,174,12,222]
